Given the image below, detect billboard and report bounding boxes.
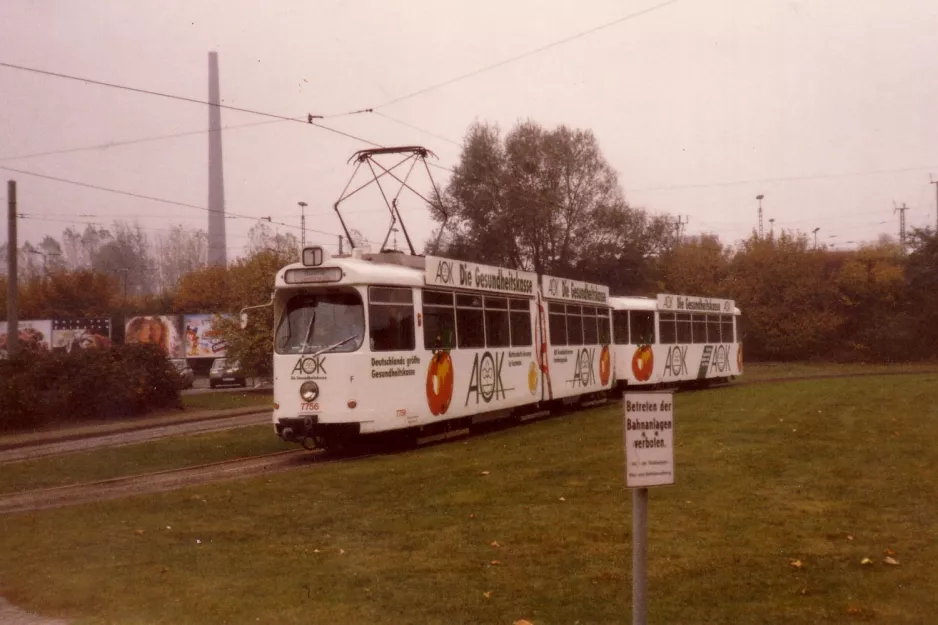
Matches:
[183,314,228,358]
[0,319,53,355]
[125,315,184,358]
[52,318,112,352]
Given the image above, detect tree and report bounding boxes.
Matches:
[904,227,938,357]
[246,222,299,260]
[91,222,157,296]
[62,224,111,270]
[210,249,292,378]
[173,265,231,313]
[156,225,207,295]
[429,120,669,284]
[657,234,732,296]
[729,232,843,360]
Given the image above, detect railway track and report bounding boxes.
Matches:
[3,370,936,516]
[0,449,317,516]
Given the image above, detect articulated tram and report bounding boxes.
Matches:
[265,246,741,449]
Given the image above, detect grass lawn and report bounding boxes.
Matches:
[0,373,936,624]
[0,425,291,495]
[178,390,273,412]
[742,360,938,383]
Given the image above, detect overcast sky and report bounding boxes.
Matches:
[2,0,937,261]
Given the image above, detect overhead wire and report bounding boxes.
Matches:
[0,164,339,237]
[367,0,685,110]
[0,119,288,162]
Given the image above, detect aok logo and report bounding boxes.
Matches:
[292,354,327,377]
[547,278,561,297]
[435,260,454,285]
[466,351,507,405]
[569,347,596,388]
[708,344,732,374]
[662,345,688,377]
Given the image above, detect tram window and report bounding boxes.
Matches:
[509,298,530,311]
[423,289,454,307]
[598,309,611,344]
[676,313,692,343]
[510,309,532,346]
[368,287,415,352]
[423,289,456,350]
[456,307,485,348]
[613,310,630,344]
[457,293,483,308]
[583,308,598,344]
[707,315,721,343]
[566,306,584,345]
[659,312,676,344]
[485,308,510,347]
[370,287,413,304]
[549,307,567,346]
[485,296,508,309]
[631,311,656,344]
[722,315,736,343]
[691,314,707,344]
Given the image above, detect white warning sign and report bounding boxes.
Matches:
[624,391,675,488]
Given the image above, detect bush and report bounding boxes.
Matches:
[0,344,181,432]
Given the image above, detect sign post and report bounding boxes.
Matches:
[624,391,675,625]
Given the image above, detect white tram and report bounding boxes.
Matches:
[265,246,741,449]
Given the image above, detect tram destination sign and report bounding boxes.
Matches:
[541,275,609,304]
[624,391,674,488]
[657,293,734,314]
[425,256,537,296]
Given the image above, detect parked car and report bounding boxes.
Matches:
[169,358,195,389]
[209,358,247,388]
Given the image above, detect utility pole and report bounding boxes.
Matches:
[756,194,765,238]
[930,175,938,230]
[812,227,820,250]
[6,180,19,356]
[894,202,909,248]
[298,201,307,248]
[768,218,775,237]
[674,215,688,240]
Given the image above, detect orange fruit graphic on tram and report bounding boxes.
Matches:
[426,351,455,416]
[598,346,611,386]
[631,345,654,382]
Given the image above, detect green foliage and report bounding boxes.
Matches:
[0,344,181,432]
[429,120,674,280]
[729,232,844,360]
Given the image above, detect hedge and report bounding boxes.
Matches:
[0,344,182,432]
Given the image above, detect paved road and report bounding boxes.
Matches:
[0,411,272,465]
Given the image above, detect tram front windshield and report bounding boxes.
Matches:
[276,290,364,354]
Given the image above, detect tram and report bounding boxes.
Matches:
[259,245,741,450]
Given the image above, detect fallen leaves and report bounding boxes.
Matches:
[860,557,873,565]
[482,591,492,599]
[790,559,804,570]
[480,471,490,476]
[490,541,500,548]
[133,529,145,536]
[513,621,534,625]
[884,556,899,566]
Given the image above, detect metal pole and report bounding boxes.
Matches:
[632,487,648,625]
[7,180,19,356]
[338,234,344,255]
[298,201,307,248]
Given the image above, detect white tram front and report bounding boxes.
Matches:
[270,246,615,448]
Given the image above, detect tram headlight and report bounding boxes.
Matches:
[300,381,320,402]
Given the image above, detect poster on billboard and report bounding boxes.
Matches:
[183,314,228,358]
[124,315,184,358]
[0,319,53,356]
[52,319,112,352]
